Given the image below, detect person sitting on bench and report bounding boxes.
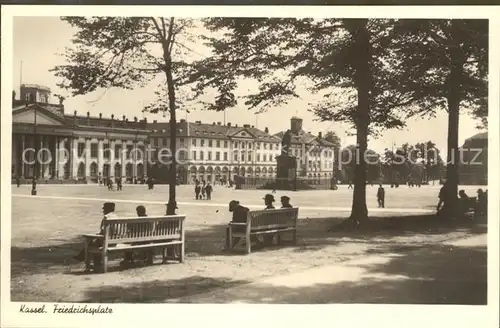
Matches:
[281,196,293,208]
[73,202,118,271]
[225,200,260,249]
[476,189,487,216]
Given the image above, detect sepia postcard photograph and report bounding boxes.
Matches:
[1,4,499,328]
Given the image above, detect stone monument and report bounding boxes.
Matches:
[275,129,297,190]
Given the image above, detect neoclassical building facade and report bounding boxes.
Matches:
[12,85,338,184]
[12,84,149,182]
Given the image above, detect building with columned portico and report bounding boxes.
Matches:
[12,84,149,183]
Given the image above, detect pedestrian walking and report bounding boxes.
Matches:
[205,182,213,200]
[195,183,201,200]
[377,184,385,208]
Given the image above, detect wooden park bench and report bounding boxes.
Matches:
[82,215,185,273]
[228,208,298,254]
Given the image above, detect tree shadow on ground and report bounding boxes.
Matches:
[82,276,250,303]
[10,214,487,277]
[173,244,487,304]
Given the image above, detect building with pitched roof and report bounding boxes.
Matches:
[12,84,150,182]
[12,84,286,184]
[459,131,488,185]
[273,117,336,178]
[147,119,282,183]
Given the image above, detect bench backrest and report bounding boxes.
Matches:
[247,208,299,230]
[103,215,186,244]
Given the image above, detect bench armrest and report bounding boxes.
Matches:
[229,222,247,226]
[81,234,104,239]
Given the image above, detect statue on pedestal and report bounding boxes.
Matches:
[281,129,292,156]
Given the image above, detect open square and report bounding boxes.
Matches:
[11,183,487,303]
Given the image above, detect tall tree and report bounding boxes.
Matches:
[51,17,199,215]
[189,18,409,225]
[388,19,488,215]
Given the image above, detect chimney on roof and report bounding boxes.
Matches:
[235,124,238,127]
[180,119,186,123]
[213,122,216,125]
[318,132,322,139]
[195,120,201,124]
[87,111,90,118]
[265,127,269,133]
[144,117,147,123]
[134,116,138,122]
[111,114,114,120]
[251,125,254,128]
[217,122,221,125]
[126,118,129,122]
[153,120,157,124]
[227,122,231,127]
[123,115,126,121]
[74,110,77,116]
[243,124,250,128]
[99,113,102,119]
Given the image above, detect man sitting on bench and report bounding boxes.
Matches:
[73,202,118,271]
[225,200,260,249]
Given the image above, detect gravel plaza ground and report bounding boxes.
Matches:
[10,183,487,303]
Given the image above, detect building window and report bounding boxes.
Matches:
[208,152,212,160]
[103,144,110,159]
[90,143,98,158]
[234,152,238,161]
[257,154,261,162]
[270,144,273,150]
[126,145,133,159]
[248,154,252,162]
[241,142,245,149]
[78,143,85,157]
[263,154,267,162]
[209,140,213,147]
[269,155,273,162]
[249,143,252,149]
[224,152,228,161]
[114,145,122,159]
[180,138,185,147]
[216,140,220,148]
[200,151,204,160]
[192,139,197,146]
[264,143,268,150]
[163,138,167,146]
[192,151,196,160]
[216,152,220,161]
[224,141,228,148]
[178,150,185,161]
[233,142,237,148]
[201,139,205,147]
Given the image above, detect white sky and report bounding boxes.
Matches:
[12,16,486,155]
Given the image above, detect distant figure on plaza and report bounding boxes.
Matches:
[436,181,449,215]
[201,180,206,199]
[263,194,275,210]
[348,180,353,189]
[476,189,487,217]
[16,176,20,188]
[107,178,114,191]
[377,184,385,208]
[147,177,154,190]
[205,182,213,200]
[281,129,292,156]
[280,196,293,208]
[117,177,123,191]
[195,183,201,200]
[73,202,117,271]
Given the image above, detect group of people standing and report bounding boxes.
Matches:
[194,180,213,200]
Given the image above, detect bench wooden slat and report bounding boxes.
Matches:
[82,214,186,273]
[228,208,298,254]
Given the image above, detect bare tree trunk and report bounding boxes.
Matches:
[443,20,463,218]
[347,19,370,224]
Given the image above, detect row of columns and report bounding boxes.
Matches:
[12,134,146,180]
